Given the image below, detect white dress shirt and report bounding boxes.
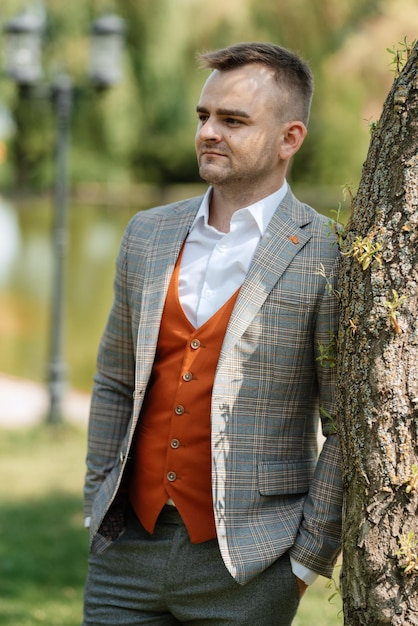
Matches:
[178,181,318,586]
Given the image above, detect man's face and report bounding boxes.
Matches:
[195,64,289,196]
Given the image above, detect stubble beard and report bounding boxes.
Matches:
[199,160,267,196]
[198,158,246,191]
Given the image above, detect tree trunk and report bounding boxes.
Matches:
[337,43,418,625]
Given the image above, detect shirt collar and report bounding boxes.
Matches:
[191,180,288,236]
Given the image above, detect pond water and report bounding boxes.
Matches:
[0,195,139,391]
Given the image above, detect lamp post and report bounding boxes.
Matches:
[48,71,73,425]
[3,9,125,425]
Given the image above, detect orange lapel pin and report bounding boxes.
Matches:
[289,236,299,245]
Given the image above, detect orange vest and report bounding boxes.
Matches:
[129,249,239,543]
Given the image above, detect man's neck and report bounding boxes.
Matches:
[207,200,233,233]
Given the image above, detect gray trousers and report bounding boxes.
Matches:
[83,504,300,625]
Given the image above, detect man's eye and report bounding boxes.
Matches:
[198,114,208,123]
[225,118,241,126]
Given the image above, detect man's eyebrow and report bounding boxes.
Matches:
[196,105,251,119]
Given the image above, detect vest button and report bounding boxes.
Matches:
[167,471,177,482]
[190,339,201,349]
[182,371,193,382]
[175,405,185,415]
[170,438,180,449]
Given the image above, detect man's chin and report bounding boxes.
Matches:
[198,166,225,186]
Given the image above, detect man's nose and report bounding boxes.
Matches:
[197,118,221,142]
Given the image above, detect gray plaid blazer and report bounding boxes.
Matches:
[84,188,342,585]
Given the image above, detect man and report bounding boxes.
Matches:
[83,42,342,625]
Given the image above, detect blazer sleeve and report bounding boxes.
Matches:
[289,253,343,578]
[83,220,136,520]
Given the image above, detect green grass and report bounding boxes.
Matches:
[0,426,88,626]
[0,425,342,625]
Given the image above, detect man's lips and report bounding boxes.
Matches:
[200,150,226,158]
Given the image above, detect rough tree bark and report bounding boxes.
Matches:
[337,43,418,625]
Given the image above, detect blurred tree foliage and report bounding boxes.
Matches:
[0,0,416,192]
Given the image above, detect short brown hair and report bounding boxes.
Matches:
[198,42,313,126]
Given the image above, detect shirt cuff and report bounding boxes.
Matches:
[84,516,91,528]
[289,556,319,586]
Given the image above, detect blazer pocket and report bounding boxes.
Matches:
[257,459,316,495]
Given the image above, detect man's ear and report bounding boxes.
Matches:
[279,121,307,160]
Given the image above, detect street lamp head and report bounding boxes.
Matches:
[3,12,45,85]
[89,14,126,90]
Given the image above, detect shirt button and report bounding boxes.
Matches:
[174,405,185,415]
[191,339,200,350]
[167,471,177,482]
[170,439,180,449]
[182,371,193,382]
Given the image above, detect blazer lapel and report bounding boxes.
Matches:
[134,197,202,392]
[219,191,313,363]
[140,199,201,311]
